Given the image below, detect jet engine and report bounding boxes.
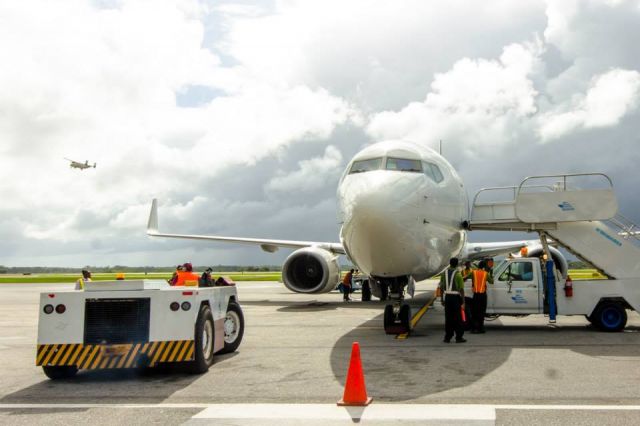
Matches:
[282,247,340,294]
[525,245,568,278]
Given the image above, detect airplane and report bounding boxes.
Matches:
[147,139,560,333]
[65,158,96,170]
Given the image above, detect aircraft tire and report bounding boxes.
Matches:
[399,303,411,332]
[189,305,215,373]
[219,301,244,354]
[383,304,395,334]
[361,280,372,302]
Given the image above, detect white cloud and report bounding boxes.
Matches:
[539,69,640,141]
[367,41,542,157]
[265,145,343,194]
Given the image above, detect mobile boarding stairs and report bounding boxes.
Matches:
[466,173,640,328]
[468,173,639,279]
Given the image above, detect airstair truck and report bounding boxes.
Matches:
[36,279,244,379]
[467,173,640,332]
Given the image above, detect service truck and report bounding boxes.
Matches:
[36,279,244,379]
[464,253,640,332]
[464,173,640,332]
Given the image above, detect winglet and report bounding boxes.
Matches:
[147,199,159,235]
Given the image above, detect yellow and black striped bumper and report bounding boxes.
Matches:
[36,340,195,369]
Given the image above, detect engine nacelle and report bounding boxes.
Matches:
[282,247,340,294]
[525,245,568,279]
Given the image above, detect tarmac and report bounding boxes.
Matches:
[2,280,640,425]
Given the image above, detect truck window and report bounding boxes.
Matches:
[499,262,533,281]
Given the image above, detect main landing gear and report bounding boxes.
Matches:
[379,276,412,334]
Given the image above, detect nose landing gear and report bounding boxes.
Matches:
[379,276,412,334]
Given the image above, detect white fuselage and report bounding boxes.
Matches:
[337,140,468,280]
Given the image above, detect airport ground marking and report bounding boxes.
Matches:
[4,403,640,419]
[396,295,437,340]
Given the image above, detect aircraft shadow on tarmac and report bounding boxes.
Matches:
[0,353,238,406]
[326,292,640,402]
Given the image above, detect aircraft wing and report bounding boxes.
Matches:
[146,199,346,255]
[460,240,538,260]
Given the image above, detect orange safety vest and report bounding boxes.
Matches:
[472,269,488,294]
[342,272,353,286]
[175,270,199,286]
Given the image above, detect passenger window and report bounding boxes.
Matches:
[386,157,422,173]
[349,158,383,174]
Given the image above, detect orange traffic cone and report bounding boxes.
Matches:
[337,342,372,406]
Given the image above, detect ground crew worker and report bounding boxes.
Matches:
[168,265,182,286]
[462,261,473,281]
[439,258,466,343]
[175,263,199,286]
[342,269,354,302]
[75,269,92,290]
[471,261,493,333]
[200,267,214,287]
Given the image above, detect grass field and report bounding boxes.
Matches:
[0,269,605,284]
[0,271,282,284]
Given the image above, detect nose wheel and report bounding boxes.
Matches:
[383,302,411,334]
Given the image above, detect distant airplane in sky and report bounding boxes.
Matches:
[148,140,541,333]
[65,158,96,170]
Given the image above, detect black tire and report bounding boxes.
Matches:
[593,302,627,332]
[361,280,372,302]
[383,304,395,334]
[43,365,78,380]
[399,303,411,332]
[219,301,244,354]
[189,304,215,373]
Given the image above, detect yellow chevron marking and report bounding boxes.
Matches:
[90,350,103,369]
[185,342,194,361]
[99,356,110,369]
[67,344,84,366]
[146,341,159,362]
[42,345,60,366]
[50,344,67,365]
[77,346,94,368]
[124,344,142,368]
[87,346,101,369]
[160,341,176,363]
[177,340,190,361]
[36,345,50,365]
[168,341,183,362]
[108,356,120,369]
[59,344,77,366]
[141,342,150,354]
[151,341,166,365]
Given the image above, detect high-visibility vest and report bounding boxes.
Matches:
[176,271,199,286]
[472,269,488,294]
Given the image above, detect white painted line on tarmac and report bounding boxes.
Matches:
[192,404,496,421]
[2,403,640,416]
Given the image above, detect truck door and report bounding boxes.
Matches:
[489,259,540,313]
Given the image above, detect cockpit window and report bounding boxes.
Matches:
[349,158,383,174]
[423,161,444,183]
[386,157,422,172]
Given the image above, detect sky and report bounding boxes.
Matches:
[1,0,639,267]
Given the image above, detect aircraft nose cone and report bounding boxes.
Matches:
[339,173,424,276]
